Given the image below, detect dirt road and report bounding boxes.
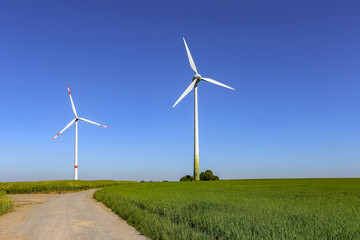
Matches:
[0,189,147,240]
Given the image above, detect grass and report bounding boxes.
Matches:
[0,191,13,216]
[94,178,360,240]
[0,180,136,194]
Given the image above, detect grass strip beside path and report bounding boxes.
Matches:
[0,180,136,194]
[0,191,13,216]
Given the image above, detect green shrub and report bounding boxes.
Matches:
[180,175,195,181]
[200,170,219,181]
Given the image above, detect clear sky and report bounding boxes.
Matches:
[0,1,359,182]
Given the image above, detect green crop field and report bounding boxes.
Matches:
[0,180,136,194]
[94,178,360,240]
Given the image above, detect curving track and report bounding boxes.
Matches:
[0,189,147,240]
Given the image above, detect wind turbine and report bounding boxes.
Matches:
[173,38,235,181]
[52,85,109,180]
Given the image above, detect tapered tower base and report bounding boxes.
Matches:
[194,154,200,180]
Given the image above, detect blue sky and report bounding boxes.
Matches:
[0,1,359,181]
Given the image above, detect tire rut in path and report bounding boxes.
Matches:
[0,189,147,240]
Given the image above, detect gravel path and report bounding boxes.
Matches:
[0,189,147,240]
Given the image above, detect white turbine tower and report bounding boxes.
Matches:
[52,85,109,180]
[173,38,235,181]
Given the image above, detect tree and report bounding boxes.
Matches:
[200,170,219,181]
[180,175,195,181]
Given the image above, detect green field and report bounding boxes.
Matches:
[94,178,360,240]
[0,180,136,194]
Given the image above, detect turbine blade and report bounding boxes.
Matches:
[78,117,110,128]
[201,77,235,90]
[67,84,78,117]
[173,80,196,108]
[183,37,198,74]
[52,118,76,141]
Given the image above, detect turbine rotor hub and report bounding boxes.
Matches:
[194,74,202,81]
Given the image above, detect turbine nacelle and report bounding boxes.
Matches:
[193,74,202,82]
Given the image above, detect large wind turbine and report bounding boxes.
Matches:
[173,38,235,181]
[52,85,109,180]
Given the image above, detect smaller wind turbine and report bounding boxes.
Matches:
[173,38,235,180]
[52,85,109,180]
